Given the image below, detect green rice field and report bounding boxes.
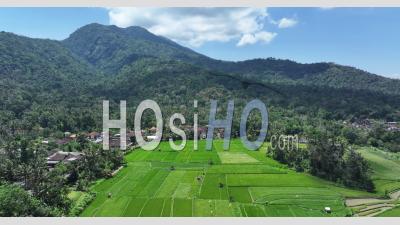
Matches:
[358,147,400,195]
[80,139,375,217]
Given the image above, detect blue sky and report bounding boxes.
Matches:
[0,7,399,79]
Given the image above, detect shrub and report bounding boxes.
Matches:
[68,192,96,216]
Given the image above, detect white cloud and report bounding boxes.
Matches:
[319,7,335,10]
[392,74,400,79]
[108,8,276,47]
[277,18,298,29]
[237,31,277,47]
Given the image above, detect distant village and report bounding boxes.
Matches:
[345,119,400,132]
[44,125,213,168]
[41,119,399,169]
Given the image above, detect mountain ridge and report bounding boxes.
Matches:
[61,23,400,95]
[0,23,399,138]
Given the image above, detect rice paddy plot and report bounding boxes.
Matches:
[139,198,165,216]
[358,147,400,196]
[199,173,229,200]
[358,147,400,180]
[218,152,259,164]
[228,187,253,203]
[123,198,147,216]
[193,199,241,216]
[207,164,286,174]
[172,198,193,216]
[377,206,400,217]
[226,173,326,187]
[80,139,374,217]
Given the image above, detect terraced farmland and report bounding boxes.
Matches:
[81,139,374,217]
[345,147,400,216]
[358,147,400,195]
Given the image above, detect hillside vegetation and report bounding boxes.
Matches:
[0,23,399,217]
[1,23,399,145]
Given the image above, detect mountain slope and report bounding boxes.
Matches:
[0,31,98,112]
[0,31,104,138]
[63,23,400,96]
[0,23,399,141]
[62,23,212,74]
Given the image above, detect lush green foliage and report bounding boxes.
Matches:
[0,136,124,215]
[1,23,399,217]
[1,23,399,146]
[0,183,54,216]
[0,138,71,213]
[68,191,96,216]
[357,147,400,195]
[268,126,375,192]
[79,140,376,217]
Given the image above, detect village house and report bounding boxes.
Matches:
[46,151,84,168]
[149,127,157,133]
[216,128,225,139]
[198,126,208,139]
[86,131,101,140]
[84,131,137,148]
[56,132,79,146]
[181,125,208,139]
[127,130,136,145]
[109,134,133,150]
[351,119,372,130]
[386,122,400,131]
[298,137,308,144]
[56,137,73,145]
[146,135,158,141]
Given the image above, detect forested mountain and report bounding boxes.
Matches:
[2,22,400,217]
[0,23,399,143]
[63,23,400,95]
[62,23,211,74]
[212,59,400,96]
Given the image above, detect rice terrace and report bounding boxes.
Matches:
[77,139,392,217]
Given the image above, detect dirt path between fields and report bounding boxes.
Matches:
[389,190,400,200]
[346,189,400,217]
[346,198,390,207]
